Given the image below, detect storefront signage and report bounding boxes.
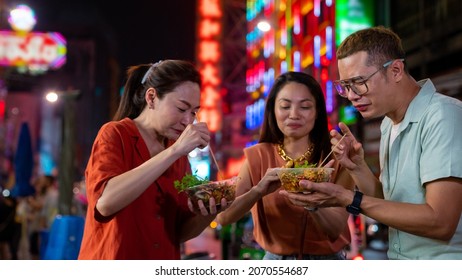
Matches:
[0,31,67,70]
[197,0,222,132]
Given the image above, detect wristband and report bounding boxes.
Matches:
[346,190,363,215]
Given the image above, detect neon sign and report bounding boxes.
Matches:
[0,31,66,70]
[197,0,222,132]
[336,0,375,46]
[246,0,338,129]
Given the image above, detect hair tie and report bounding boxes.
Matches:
[141,60,163,84]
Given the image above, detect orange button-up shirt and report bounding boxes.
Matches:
[78,118,193,260]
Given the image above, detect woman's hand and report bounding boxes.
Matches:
[280,180,350,209]
[188,197,233,216]
[173,122,211,155]
[254,168,282,198]
[330,122,364,171]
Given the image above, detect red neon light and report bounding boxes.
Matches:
[321,55,330,66]
[199,0,222,17]
[197,0,222,132]
[201,86,221,107]
[321,68,328,82]
[201,64,220,86]
[198,41,220,62]
[0,100,5,121]
[199,19,222,38]
[198,108,221,132]
[225,156,246,177]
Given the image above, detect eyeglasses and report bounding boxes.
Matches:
[333,59,404,98]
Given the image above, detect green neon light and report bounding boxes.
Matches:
[335,0,375,46]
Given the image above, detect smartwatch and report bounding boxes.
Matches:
[346,190,363,215]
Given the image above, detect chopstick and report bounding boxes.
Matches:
[318,134,347,168]
[208,145,223,179]
[195,115,223,180]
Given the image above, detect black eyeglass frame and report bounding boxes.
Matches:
[333,59,405,98]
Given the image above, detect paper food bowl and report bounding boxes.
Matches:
[275,167,334,192]
[184,177,238,209]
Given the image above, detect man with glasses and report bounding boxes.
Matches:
[333,59,403,98]
[281,26,462,259]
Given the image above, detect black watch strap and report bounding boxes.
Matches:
[346,190,363,215]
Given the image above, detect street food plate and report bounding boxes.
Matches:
[184,177,238,209]
[275,167,334,192]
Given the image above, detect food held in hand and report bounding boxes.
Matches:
[275,168,334,192]
[174,174,238,209]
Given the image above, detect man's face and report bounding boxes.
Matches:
[337,51,393,119]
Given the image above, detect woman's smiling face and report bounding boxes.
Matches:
[274,82,317,140]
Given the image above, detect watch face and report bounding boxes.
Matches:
[347,191,363,215]
[347,205,360,215]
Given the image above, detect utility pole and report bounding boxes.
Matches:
[48,90,80,215]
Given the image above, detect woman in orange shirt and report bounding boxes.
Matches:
[78,60,227,259]
[217,72,354,260]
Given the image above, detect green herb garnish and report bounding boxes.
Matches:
[174,172,210,192]
[294,160,317,168]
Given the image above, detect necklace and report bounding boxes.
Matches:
[277,143,314,168]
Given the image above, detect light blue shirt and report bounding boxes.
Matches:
[380,79,462,259]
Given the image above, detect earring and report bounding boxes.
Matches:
[148,103,154,109]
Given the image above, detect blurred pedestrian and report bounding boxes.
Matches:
[38,175,58,231]
[0,195,21,259]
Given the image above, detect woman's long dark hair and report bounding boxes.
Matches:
[259,71,331,164]
[113,60,201,121]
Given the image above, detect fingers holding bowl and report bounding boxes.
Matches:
[185,177,238,215]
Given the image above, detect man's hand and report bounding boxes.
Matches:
[330,122,364,171]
